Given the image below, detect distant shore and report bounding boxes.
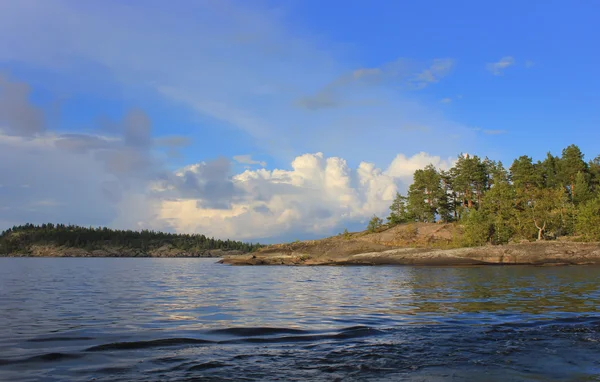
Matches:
[0,245,246,258]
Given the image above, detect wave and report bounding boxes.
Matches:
[0,352,83,366]
[84,325,381,352]
[208,327,307,336]
[86,338,214,352]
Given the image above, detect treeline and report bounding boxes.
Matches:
[385,144,600,245]
[0,223,262,254]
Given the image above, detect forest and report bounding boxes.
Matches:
[0,223,261,254]
[383,144,600,245]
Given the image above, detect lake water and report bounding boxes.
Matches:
[1,259,599,381]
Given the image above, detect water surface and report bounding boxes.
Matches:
[1,258,599,381]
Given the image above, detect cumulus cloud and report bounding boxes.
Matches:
[486,56,515,75]
[142,151,455,242]
[0,116,456,242]
[159,157,241,209]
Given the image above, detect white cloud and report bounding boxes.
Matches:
[440,97,452,103]
[486,56,515,75]
[385,152,455,178]
[0,128,456,242]
[144,151,455,241]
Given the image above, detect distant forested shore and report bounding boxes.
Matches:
[0,224,261,257]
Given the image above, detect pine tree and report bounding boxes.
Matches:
[406,165,442,222]
[573,171,593,205]
[387,192,411,225]
[558,144,588,200]
[510,155,542,191]
[539,152,560,188]
[451,154,488,210]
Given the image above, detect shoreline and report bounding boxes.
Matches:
[219,242,600,266]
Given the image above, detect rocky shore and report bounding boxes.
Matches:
[219,223,600,266]
[219,241,600,266]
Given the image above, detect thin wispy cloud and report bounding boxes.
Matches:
[483,129,508,135]
[412,58,455,88]
[234,155,267,167]
[486,56,515,75]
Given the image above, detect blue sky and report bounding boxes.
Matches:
[0,0,598,242]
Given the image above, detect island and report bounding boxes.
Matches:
[222,144,600,266]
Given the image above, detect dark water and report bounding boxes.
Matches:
[1,259,600,381]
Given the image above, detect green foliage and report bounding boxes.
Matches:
[386,143,600,246]
[573,171,593,205]
[589,155,600,192]
[451,154,488,211]
[462,209,493,247]
[367,215,383,233]
[479,181,516,244]
[387,192,412,225]
[576,196,600,240]
[559,144,588,199]
[0,223,261,255]
[510,155,542,190]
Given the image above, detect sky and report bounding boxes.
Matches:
[0,0,599,243]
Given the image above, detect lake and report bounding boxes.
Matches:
[1,258,599,381]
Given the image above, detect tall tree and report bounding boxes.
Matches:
[539,152,560,188]
[479,178,516,244]
[440,169,459,221]
[451,154,488,210]
[558,144,588,200]
[406,165,444,222]
[576,195,600,240]
[573,171,593,205]
[510,155,542,191]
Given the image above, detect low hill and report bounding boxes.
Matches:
[0,223,261,257]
